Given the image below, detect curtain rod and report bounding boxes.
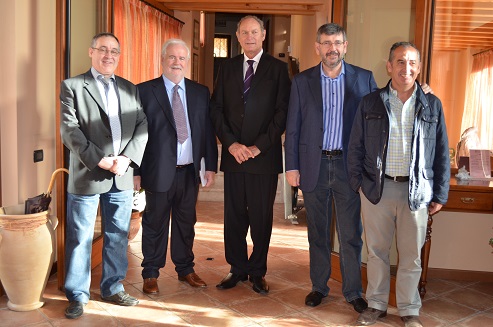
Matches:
[140,0,185,25]
[473,48,493,56]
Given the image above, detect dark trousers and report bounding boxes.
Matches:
[141,164,199,279]
[223,171,278,277]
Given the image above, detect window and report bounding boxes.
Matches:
[214,35,230,58]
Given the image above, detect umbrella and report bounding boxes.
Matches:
[24,168,69,214]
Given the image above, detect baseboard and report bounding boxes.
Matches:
[428,268,493,282]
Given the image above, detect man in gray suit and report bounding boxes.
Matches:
[60,32,148,319]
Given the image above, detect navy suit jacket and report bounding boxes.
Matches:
[284,61,377,192]
[136,77,218,193]
[210,53,291,174]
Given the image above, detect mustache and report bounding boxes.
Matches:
[326,51,339,57]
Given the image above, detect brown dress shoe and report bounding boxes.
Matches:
[178,272,207,288]
[143,278,159,294]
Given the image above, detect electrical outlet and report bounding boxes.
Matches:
[34,149,43,163]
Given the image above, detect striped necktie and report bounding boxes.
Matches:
[243,60,255,104]
[172,84,188,144]
[98,75,121,155]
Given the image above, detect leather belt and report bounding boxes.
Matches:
[322,149,343,156]
[176,163,192,169]
[385,174,409,182]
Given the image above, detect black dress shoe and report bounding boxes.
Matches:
[65,301,84,319]
[101,291,139,306]
[249,276,269,294]
[216,272,248,289]
[305,291,326,307]
[349,297,368,313]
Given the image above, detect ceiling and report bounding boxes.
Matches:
[155,0,493,52]
[155,0,324,15]
[433,0,493,51]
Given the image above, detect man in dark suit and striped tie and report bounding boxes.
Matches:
[210,15,291,294]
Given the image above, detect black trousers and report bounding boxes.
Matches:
[223,171,278,277]
[141,164,198,279]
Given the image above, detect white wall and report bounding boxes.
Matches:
[0,0,57,211]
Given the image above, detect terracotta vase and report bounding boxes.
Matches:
[128,210,142,241]
[0,204,57,311]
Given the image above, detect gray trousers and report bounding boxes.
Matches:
[360,180,428,317]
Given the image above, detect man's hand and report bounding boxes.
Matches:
[133,176,141,191]
[203,171,216,188]
[229,142,254,164]
[111,156,131,176]
[420,83,434,95]
[98,156,116,170]
[247,145,261,158]
[286,170,300,187]
[428,202,443,215]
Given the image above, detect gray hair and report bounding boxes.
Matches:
[161,38,191,59]
[237,15,265,33]
[316,23,347,43]
[388,41,421,62]
[91,32,120,48]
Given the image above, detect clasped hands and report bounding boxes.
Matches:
[98,155,131,177]
[229,142,261,164]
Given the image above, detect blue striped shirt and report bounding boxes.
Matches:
[321,63,345,151]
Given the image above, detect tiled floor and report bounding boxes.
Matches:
[1,201,493,326]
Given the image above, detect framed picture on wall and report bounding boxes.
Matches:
[192,53,198,81]
[193,20,199,50]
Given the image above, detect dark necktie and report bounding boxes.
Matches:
[172,84,188,144]
[243,60,255,104]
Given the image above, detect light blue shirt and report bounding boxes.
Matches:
[162,75,193,165]
[320,62,345,151]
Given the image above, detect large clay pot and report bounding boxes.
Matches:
[0,204,58,311]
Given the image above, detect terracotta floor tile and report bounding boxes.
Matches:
[468,282,493,298]
[1,201,492,326]
[444,288,493,311]
[422,297,478,322]
[454,312,493,326]
[426,278,462,297]
[226,296,295,323]
[0,307,48,326]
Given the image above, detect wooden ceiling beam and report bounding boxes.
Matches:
[156,0,323,15]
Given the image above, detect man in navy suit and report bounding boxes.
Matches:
[284,23,378,311]
[134,39,218,294]
[210,15,291,294]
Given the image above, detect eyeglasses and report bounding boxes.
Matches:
[92,47,120,56]
[318,41,345,48]
[167,55,188,62]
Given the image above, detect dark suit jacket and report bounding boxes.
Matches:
[210,53,291,174]
[60,70,148,194]
[284,61,377,192]
[136,77,218,193]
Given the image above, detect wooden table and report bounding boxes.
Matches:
[418,175,493,297]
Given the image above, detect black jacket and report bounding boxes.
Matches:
[347,81,450,210]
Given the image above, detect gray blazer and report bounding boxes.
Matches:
[60,70,148,194]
